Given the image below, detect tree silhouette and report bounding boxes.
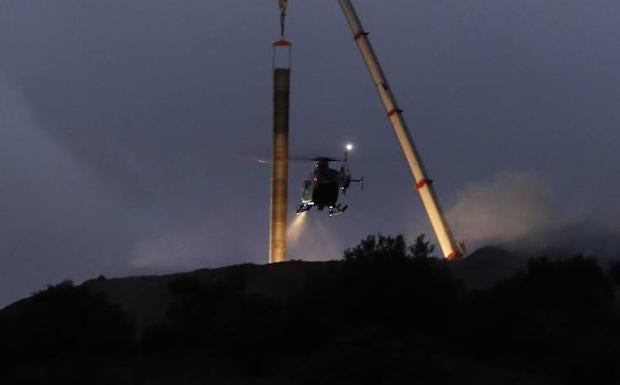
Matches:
[0,280,135,384]
[344,233,435,263]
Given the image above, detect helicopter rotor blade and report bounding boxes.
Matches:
[244,151,349,164]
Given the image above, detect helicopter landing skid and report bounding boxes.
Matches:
[328,204,348,216]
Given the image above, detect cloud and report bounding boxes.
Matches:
[129,214,266,272]
[0,76,137,306]
[130,231,205,271]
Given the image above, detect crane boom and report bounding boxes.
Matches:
[337,0,464,259]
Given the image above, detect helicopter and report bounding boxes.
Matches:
[296,144,364,216]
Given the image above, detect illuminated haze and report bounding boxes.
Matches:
[1,0,619,307]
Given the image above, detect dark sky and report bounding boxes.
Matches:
[1,0,619,307]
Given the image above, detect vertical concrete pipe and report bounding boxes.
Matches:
[269,57,291,263]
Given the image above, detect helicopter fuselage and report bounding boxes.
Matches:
[301,165,340,209]
[297,158,357,216]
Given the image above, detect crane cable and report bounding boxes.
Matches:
[279,0,288,37]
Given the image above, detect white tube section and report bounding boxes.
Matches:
[337,0,463,259]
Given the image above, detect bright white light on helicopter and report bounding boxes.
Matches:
[345,143,354,151]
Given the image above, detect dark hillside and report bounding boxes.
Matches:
[82,260,340,332]
[1,234,619,384]
[449,246,527,289]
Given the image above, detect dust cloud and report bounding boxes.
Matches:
[447,171,620,259]
[448,171,554,244]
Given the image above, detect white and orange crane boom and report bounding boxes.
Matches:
[337,0,464,259]
[274,0,464,259]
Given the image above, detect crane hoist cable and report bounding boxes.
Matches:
[279,0,288,37]
[272,0,292,70]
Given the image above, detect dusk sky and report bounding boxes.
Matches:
[1,0,619,307]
